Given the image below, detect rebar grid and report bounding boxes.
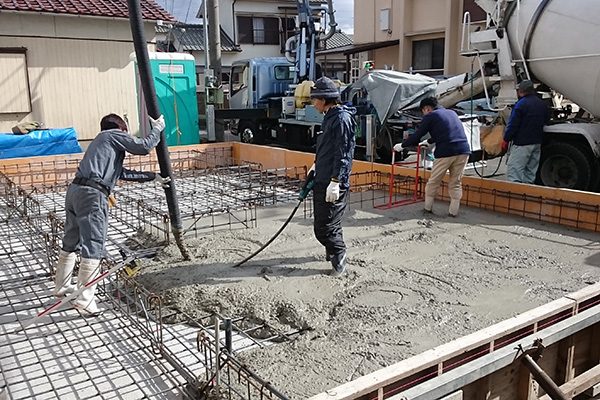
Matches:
[434,181,600,232]
[347,171,422,210]
[0,211,194,399]
[106,271,298,400]
[0,149,312,400]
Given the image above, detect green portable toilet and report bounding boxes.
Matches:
[133,52,199,146]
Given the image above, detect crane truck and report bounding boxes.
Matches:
[462,0,600,191]
[215,0,338,151]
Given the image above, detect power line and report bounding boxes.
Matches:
[184,0,194,22]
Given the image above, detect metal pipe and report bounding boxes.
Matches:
[521,354,568,400]
[225,318,233,354]
[126,0,190,260]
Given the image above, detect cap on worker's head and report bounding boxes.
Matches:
[518,79,534,92]
[310,77,340,99]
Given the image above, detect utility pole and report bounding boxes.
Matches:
[207,0,224,142]
[203,0,224,142]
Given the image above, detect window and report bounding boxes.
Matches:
[463,0,487,21]
[412,38,445,71]
[238,16,280,45]
[230,65,248,97]
[274,65,295,80]
[0,48,31,114]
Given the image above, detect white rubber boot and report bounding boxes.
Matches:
[424,196,434,213]
[53,250,76,298]
[448,199,461,217]
[73,258,104,316]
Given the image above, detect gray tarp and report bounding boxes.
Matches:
[349,70,437,124]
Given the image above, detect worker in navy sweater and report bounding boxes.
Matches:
[53,113,169,316]
[394,97,471,216]
[309,77,356,276]
[502,79,550,184]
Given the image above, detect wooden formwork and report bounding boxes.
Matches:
[3,142,599,235]
[232,143,600,234]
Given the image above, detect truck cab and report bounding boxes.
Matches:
[229,58,295,111]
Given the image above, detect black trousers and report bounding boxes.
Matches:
[313,182,349,256]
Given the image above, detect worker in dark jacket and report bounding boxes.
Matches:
[394,97,471,216]
[310,77,356,276]
[53,113,169,315]
[503,79,550,184]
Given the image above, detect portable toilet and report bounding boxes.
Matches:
[133,52,199,146]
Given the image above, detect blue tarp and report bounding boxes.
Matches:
[0,128,83,159]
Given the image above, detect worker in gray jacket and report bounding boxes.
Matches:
[53,113,169,316]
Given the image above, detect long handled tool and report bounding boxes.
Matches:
[232,170,315,268]
[14,256,137,334]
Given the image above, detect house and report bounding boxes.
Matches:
[156,23,241,90]
[0,0,174,141]
[195,0,331,79]
[316,31,354,82]
[352,0,487,78]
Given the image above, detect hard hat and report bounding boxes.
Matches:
[310,77,340,99]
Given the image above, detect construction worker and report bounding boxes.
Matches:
[309,77,356,276]
[502,79,550,184]
[53,113,169,316]
[394,97,471,216]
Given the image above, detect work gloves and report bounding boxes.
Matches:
[154,173,171,188]
[501,140,509,153]
[149,115,165,132]
[419,139,431,148]
[326,181,340,202]
[393,143,403,152]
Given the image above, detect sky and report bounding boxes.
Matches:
[333,0,354,34]
[155,0,354,34]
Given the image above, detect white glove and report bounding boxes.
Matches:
[325,181,340,202]
[154,173,171,188]
[419,139,430,148]
[393,143,403,152]
[149,115,165,132]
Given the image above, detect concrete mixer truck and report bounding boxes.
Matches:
[462,0,600,191]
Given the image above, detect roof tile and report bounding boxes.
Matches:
[0,0,175,21]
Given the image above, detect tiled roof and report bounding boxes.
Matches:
[158,23,241,52]
[0,0,175,21]
[322,31,353,50]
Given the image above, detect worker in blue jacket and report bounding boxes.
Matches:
[309,77,356,276]
[394,97,471,216]
[502,79,550,184]
[53,113,169,316]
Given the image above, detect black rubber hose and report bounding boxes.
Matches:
[233,170,315,268]
[126,0,190,260]
[232,200,303,268]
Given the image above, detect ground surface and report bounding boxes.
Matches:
[137,197,600,399]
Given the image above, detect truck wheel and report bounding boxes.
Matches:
[536,142,593,190]
[239,121,263,144]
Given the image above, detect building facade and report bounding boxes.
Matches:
[0,1,173,140]
[353,0,486,77]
